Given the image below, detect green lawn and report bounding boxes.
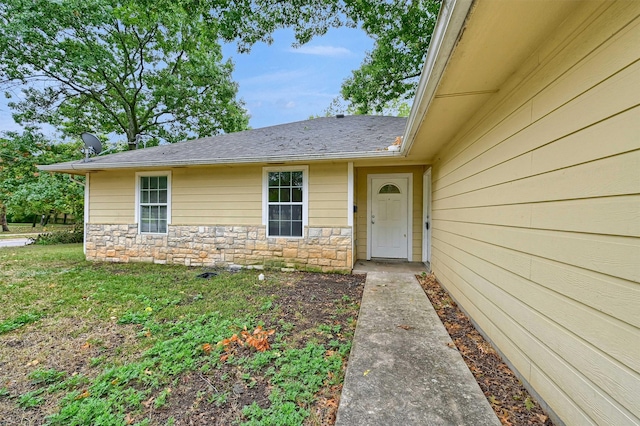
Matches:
[0,244,363,425]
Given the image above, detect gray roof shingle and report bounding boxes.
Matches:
[40,115,407,173]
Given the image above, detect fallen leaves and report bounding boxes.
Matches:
[214,325,276,362]
[417,272,553,426]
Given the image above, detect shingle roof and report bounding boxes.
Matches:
[40,115,407,173]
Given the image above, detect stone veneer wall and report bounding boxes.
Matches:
[85,224,353,272]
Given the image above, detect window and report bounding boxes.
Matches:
[379,184,401,194]
[136,172,171,234]
[263,167,307,237]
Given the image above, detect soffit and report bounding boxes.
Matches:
[408,0,578,162]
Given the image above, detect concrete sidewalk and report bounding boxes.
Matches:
[336,266,500,425]
[0,238,31,248]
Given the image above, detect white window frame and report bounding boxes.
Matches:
[262,166,309,238]
[135,171,172,234]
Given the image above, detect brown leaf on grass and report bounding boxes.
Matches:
[75,389,90,400]
[202,343,212,354]
[142,397,154,408]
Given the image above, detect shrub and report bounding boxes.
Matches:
[31,224,84,245]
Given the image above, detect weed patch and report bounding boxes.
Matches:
[0,311,43,334]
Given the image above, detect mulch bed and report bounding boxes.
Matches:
[416,273,553,426]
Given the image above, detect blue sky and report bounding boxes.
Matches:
[225,27,373,129]
[0,27,373,138]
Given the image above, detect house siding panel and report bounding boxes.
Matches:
[308,163,349,227]
[428,2,640,425]
[88,170,135,224]
[172,166,262,225]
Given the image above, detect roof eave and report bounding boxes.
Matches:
[37,150,404,173]
[401,0,475,157]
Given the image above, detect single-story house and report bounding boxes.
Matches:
[41,0,639,424]
[42,115,414,271]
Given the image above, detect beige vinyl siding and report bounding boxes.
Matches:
[308,163,349,227]
[172,166,262,225]
[355,165,425,261]
[88,170,135,224]
[429,3,640,425]
[88,163,351,229]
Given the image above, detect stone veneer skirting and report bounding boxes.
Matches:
[85,224,353,272]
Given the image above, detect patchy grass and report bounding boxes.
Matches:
[0,244,364,425]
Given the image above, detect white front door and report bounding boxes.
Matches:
[370,177,409,259]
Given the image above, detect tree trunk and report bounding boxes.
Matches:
[0,203,10,232]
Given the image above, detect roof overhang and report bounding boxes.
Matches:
[37,150,405,175]
[401,0,579,162]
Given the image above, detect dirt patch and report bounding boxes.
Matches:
[417,273,553,426]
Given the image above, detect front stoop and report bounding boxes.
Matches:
[336,271,501,426]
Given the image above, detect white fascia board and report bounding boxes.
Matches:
[37,150,404,172]
[401,0,475,155]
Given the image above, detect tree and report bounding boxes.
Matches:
[0,0,249,146]
[340,0,441,114]
[267,0,440,115]
[0,130,84,231]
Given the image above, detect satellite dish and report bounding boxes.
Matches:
[81,132,102,162]
[81,132,102,155]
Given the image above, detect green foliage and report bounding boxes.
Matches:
[242,342,343,424]
[242,400,308,426]
[18,389,45,408]
[0,0,249,145]
[524,396,536,411]
[341,0,441,113]
[0,129,83,224]
[0,312,43,334]
[28,368,67,386]
[45,312,238,424]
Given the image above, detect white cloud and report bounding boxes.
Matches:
[289,45,351,57]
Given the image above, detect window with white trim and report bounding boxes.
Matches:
[137,172,171,234]
[264,168,307,237]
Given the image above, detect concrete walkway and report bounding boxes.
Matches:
[336,262,500,426]
[0,238,31,248]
